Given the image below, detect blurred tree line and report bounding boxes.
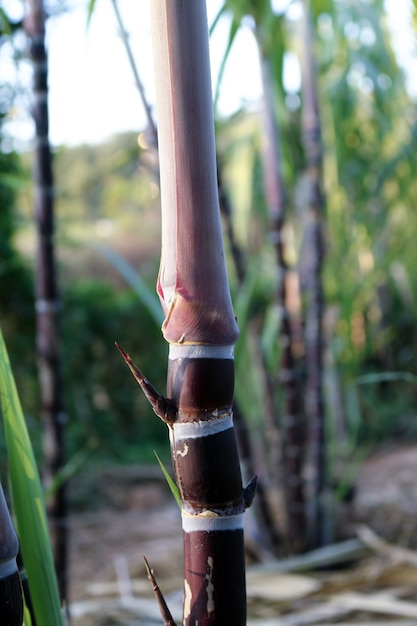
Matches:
[214,0,417,448]
[212,2,417,546]
[1,0,417,524]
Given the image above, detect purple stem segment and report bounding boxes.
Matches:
[151,0,239,348]
[149,2,247,623]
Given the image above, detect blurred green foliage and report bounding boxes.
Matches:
[213,0,417,458]
[0,154,38,470]
[61,279,167,463]
[1,131,167,467]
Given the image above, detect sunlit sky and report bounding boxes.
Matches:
[3,0,416,148]
[5,0,266,147]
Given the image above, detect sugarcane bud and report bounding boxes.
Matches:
[153,395,178,425]
[116,342,178,424]
[0,483,23,626]
[242,475,258,509]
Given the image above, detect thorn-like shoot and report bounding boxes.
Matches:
[143,556,177,626]
[115,342,177,424]
[243,475,258,509]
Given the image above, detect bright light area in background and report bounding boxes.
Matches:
[3,0,417,148]
[384,0,416,97]
[5,0,263,147]
[46,1,155,146]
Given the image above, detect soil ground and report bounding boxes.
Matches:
[67,444,417,625]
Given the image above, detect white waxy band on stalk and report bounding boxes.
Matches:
[169,344,234,360]
[0,558,18,578]
[171,414,233,442]
[182,512,244,533]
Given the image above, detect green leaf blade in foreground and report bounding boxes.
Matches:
[154,450,181,509]
[0,329,64,626]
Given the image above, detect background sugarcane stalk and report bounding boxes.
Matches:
[232,399,282,555]
[217,167,283,554]
[217,164,246,286]
[147,2,249,623]
[24,0,68,600]
[0,482,23,626]
[300,0,327,549]
[257,42,306,553]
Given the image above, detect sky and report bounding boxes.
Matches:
[4,0,267,147]
[45,0,258,146]
[3,0,416,148]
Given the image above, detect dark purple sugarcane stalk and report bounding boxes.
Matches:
[0,482,23,626]
[24,0,67,599]
[300,0,327,548]
[257,44,306,552]
[148,2,250,623]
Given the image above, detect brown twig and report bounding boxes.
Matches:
[25,0,68,599]
[110,0,158,147]
[143,556,177,626]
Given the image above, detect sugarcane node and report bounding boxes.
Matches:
[242,475,258,509]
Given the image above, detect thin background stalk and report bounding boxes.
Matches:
[300,0,327,548]
[257,42,306,553]
[24,0,68,600]
[110,0,158,148]
[0,328,64,626]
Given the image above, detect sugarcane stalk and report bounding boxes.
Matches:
[232,400,282,553]
[257,41,306,553]
[0,482,23,626]
[24,0,67,599]
[138,2,250,623]
[300,0,327,548]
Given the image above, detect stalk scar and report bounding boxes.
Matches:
[175,442,189,458]
[143,556,177,626]
[183,579,192,620]
[205,556,215,615]
[115,342,177,424]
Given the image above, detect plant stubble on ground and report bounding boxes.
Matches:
[68,444,417,625]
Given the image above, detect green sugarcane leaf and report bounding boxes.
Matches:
[44,441,96,499]
[209,4,226,35]
[23,604,33,626]
[86,0,97,30]
[154,450,181,509]
[95,244,164,327]
[356,371,417,387]
[0,328,64,626]
[213,15,240,113]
